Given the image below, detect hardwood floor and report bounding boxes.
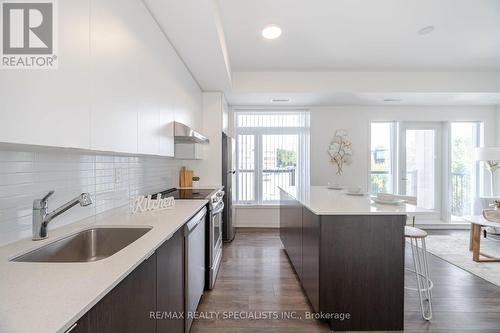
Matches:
[192,228,500,333]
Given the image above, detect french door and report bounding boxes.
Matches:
[398,122,442,211]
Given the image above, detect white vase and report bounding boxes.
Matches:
[192,180,200,193]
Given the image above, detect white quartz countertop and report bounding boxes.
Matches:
[0,200,207,333]
[280,186,432,216]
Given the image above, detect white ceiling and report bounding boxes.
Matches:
[217,0,500,72]
[143,0,232,91]
[148,0,500,106]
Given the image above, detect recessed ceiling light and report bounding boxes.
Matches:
[383,98,402,102]
[418,26,435,35]
[271,98,290,103]
[262,25,282,39]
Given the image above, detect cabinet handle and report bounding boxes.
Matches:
[65,323,77,333]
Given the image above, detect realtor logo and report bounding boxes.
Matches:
[1,0,58,69]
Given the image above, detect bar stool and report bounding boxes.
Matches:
[405,226,433,321]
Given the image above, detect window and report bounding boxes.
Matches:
[402,125,440,210]
[235,111,310,204]
[450,122,480,218]
[370,122,395,194]
[370,121,483,221]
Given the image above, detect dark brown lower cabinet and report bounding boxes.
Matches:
[88,253,157,333]
[301,207,320,312]
[279,189,303,280]
[320,215,405,331]
[65,215,196,333]
[156,228,185,333]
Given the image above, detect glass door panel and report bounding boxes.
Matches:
[400,123,441,210]
[370,122,394,194]
[450,123,479,218]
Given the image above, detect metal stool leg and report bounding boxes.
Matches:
[421,239,433,312]
[407,237,433,321]
[411,238,426,320]
[418,239,432,320]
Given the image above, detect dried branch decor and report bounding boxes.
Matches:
[328,129,353,175]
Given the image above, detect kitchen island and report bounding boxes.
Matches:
[279,186,429,331]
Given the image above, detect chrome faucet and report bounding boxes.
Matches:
[32,191,93,240]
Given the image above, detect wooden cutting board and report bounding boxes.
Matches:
[179,167,193,187]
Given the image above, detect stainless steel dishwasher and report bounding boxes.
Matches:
[185,206,207,333]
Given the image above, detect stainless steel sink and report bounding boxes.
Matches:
[11,227,152,263]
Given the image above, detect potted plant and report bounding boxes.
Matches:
[192,176,200,193]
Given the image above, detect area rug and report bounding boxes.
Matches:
[423,233,500,287]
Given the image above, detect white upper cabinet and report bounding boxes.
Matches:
[89,0,201,156]
[159,108,175,157]
[89,0,143,154]
[0,0,201,156]
[0,0,91,149]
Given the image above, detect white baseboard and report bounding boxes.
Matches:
[234,206,279,228]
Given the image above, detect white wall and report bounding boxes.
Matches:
[310,106,498,191]
[184,92,228,187]
[0,0,204,243]
[0,144,182,246]
[232,71,500,96]
[233,105,498,227]
[198,93,224,187]
[234,206,279,228]
[497,107,500,192]
[0,0,202,153]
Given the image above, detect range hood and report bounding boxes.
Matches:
[173,121,209,144]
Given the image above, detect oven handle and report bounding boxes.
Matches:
[212,202,224,215]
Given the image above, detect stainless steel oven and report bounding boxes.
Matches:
[207,190,224,289]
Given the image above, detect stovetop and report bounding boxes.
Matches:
[156,188,218,200]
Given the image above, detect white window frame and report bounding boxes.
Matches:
[369,120,483,223]
[234,110,310,205]
[369,121,397,194]
[399,121,443,212]
[446,121,482,222]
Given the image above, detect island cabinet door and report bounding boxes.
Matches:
[156,228,185,333]
[279,190,303,280]
[88,254,157,333]
[319,215,405,331]
[279,190,292,253]
[301,208,320,312]
[291,201,303,281]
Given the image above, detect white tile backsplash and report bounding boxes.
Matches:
[0,145,182,246]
